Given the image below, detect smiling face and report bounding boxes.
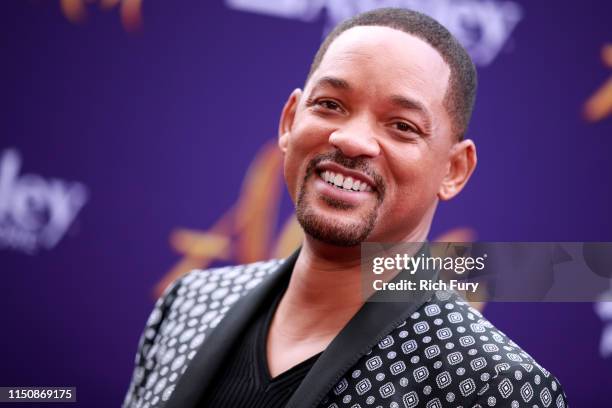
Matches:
[278,25,476,247]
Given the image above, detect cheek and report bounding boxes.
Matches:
[282,158,298,202]
[290,114,333,151]
[282,117,333,199]
[283,149,308,203]
[384,146,447,204]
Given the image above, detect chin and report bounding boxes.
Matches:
[296,204,376,247]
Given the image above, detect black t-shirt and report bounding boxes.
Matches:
[198,290,322,407]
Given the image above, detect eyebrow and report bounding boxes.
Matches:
[311,76,351,91]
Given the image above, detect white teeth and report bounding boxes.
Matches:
[343,177,353,190]
[333,174,344,186]
[320,170,372,192]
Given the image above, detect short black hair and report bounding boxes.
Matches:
[306,8,477,140]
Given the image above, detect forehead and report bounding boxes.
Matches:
[309,26,450,107]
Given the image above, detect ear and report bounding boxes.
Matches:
[438,139,477,201]
[278,88,302,154]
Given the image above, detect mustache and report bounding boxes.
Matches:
[304,150,386,199]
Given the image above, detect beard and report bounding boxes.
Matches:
[294,151,384,247]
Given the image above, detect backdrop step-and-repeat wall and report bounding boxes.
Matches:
[1,0,611,406]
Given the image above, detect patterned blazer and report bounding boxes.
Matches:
[123,248,568,408]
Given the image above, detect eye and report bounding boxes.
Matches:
[392,121,418,133]
[317,99,343,112]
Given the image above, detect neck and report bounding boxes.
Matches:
[288,238,365,311]
[274,222,431,340]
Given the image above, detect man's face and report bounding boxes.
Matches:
[279,26,459,246]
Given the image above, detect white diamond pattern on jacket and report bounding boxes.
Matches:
[320,291,568,408]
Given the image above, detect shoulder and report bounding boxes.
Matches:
[122,258,284,408]
[175,258,284,297]
[397,290,569,407]
[325,290,568,407]
[145,258,284,328]
[155,258,285,331]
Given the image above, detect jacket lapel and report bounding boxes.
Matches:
[164,248,300,408]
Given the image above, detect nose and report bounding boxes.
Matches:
[328,116,381,158]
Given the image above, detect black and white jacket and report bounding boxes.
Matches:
[123,249,568,408]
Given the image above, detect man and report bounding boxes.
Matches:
[123,8,567,408]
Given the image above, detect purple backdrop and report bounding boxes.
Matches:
[1,0,611,406]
